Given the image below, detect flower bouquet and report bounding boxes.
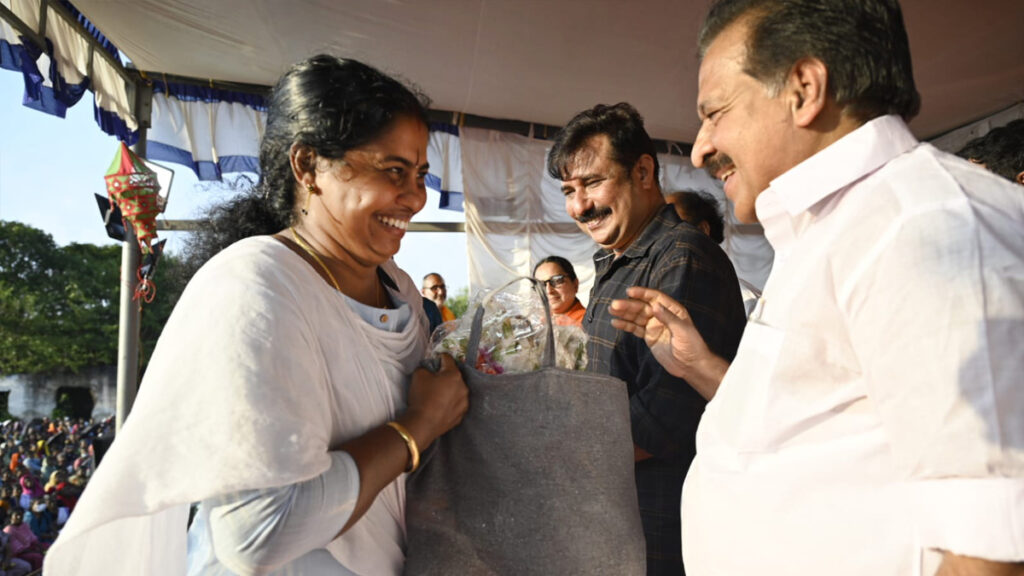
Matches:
[429,284,587,374]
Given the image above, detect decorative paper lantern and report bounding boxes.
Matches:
[104,142,162,254]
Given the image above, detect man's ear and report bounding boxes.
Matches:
[634,154,656,188]
[289,143,317,188]
[786,57,828,128]
[698,221,711,237]
[1016,170,1024,186]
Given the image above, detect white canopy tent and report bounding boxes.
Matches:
[2,0,1023,423]
[27,0,1024,143]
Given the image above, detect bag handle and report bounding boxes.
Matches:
[465,277,556,370]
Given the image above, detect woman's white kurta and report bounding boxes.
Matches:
[44,236,428,576]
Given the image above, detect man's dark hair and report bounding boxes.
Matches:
[955,119,1024,183]
[666,190,725,244]
[533,255,578,282]
[546,102,660,183]
[698,0,920,123]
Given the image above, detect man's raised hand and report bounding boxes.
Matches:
[609,286,730,400]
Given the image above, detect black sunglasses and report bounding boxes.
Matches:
[537,274,568,289]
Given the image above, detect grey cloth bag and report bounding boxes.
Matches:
[405,278,646,576]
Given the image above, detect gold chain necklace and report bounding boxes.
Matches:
[288,227,385,309]
[290,227,341,291]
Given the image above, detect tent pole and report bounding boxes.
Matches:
[115,132,146,433]
[114,185,141,433]
[115,79,153,432]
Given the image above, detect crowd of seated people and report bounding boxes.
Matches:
[0,417,111,575]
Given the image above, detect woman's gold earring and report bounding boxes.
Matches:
[301,183,317,215]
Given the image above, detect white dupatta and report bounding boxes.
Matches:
[45,237,428,575]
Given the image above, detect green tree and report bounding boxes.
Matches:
[0,221,83,373]
[0,221,185,375]
[448,286,470,318]
[56,242,122,370]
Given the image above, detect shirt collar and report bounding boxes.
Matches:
[756,115,919,248]
[594,204,681,270]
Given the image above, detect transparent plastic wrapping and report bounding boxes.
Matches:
[429,285,587,374]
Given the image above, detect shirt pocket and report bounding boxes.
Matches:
[708,319,864,454]
[710,320,784,453]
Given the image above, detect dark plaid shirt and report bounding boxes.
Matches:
[582,204,747,574]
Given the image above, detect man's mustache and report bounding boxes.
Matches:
[576,205,613,224]
[703,152,735,178]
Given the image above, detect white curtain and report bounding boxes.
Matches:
[460,127,598,304]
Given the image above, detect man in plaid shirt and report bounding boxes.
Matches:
[547,102,747,575]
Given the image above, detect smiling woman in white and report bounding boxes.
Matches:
[44,55,469,576]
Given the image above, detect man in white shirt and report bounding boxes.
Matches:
[608,0,1024,575]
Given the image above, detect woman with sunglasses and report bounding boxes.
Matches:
[533,256,586,327]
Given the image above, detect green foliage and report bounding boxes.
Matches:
[0,221,185,376]
[448,286,470,318]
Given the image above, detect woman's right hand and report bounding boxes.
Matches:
[334,354,468,538]
[401,354,469,448]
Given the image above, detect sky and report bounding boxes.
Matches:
[0,72,470,294]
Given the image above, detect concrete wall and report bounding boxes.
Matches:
[0,365,116,419]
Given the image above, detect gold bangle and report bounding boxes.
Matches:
[385,421,420,473]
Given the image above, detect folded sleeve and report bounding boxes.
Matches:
[912,478,1024,561]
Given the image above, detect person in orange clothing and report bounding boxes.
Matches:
[533,256,585,327]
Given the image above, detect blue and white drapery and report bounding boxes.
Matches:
[0,0,266,180]
[0,0,136,143]
[146,90,473,193]
[0,0,469,201]
[427,123,464,212]
[146,81,265,181]
[0,0,267,180]
[0,0,465,191]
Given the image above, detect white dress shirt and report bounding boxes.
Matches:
[682,115,1024,576]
